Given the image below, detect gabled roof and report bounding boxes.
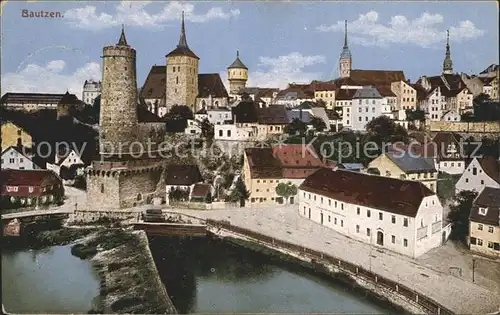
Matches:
[287,110,313,124]
[313,83,337,92]
[385,151,436,174]
[191,183,212,198]
[479,64,498,75]
[257,105,289,125]
[375,85,396,97]
[140,66,166,99]
[1,146,33,160]
[477,156,500,184]
[0,169,60,187]
[411,83,428,102]
[470,186,500,226]
[335,88,359,101]
[245,147,283,178]
[353,86,382,99]
[299,168,435,217]
[198,73,229,98]
[165,164,203,186]
[58,92,82,105]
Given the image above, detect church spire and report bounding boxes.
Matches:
[442,30,453,74]
[343,20,348,48]
[178,11,188,48]
[117,24,128,46]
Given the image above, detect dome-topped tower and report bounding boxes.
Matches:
[165,11,199,113]
[339,20,352,78]
[442,30,453,74]
[227,50,248,95]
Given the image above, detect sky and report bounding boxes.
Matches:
[1,1,498,97]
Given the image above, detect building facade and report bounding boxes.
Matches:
[455,157,500,193]
[1,121,33,150]
[390,80,417,110]
[82,79,102,105]
[1,146,39,170]
[298,168,445,258]
[227,51,248,96]
[351,86,387,131]
[468,187,500,258]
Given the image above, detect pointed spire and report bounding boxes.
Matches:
[343,20,348,48]
[177,11,188,48]
[443,29,453,74]
[237,50,239,58]
[117,24,128,46]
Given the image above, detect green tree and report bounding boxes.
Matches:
[275,182,298,204]
[406,109,426,122]
[310,116,327,133]
[448,190,478,244]
[200,118,214,139]
[226,177,250,206]
[285,118,308,136]
[315,99,327,108]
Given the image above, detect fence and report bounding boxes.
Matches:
[206,219,454,315]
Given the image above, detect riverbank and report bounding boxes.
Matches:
[3,226,176,314]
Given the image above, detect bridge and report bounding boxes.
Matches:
[2,209,72,236]
[133,222,207,237]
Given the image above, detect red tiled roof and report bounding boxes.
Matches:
[191,183,212,198]
[349,69,406,86]
[165,164,203,186]
[1,169,60,187]
[257,105,289,125]
[375,85,396,97]
[140,66,166,99]
[299,168,434,217]
[335,88,359,100]
[313,83,337,92]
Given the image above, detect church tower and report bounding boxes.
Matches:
[339,20,352,78]
[100,26,138,157]
[442,30,453,74]
[165,12,199,113]
[227,50,248,95]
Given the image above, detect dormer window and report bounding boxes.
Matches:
[478,207,488,216]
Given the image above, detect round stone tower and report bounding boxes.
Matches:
[100,26,138,158]
[165,11,199,113]
[227,50,248,95]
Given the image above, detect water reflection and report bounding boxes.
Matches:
[149,236,397,314]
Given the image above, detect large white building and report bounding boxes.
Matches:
[298,168,445,258]
[82,80,102,106]
[0,146,40,170]
[351,86,391,131]
[455,156,500,193]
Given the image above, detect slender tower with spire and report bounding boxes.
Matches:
[165,11,200,112]
[227,50,248,96]
[442,30,453,74]
[339,20,352,78]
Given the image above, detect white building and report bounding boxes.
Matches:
[185,119,202,136]
[442,110,461,122]
[207,107,232,125]
[420,86,445,121]
[214,123,260,141]
[194,109,209,122]
[46,149,85,176]
[0,146,40,170]
[351,86,390,131]
[0,93,65,111]
[82,80,102,106]
[455,157,500,193]
[430,132,466,175]
[299,168,445,258]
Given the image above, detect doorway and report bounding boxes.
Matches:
[289,196,294,204]
[376,231,384,246]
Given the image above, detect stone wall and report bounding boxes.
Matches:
[100,44,139,156]
[68,210,139,223]
[86,172,121,210]
[137,122,167,152]
[119,167,163,208]
[427,121,500,134]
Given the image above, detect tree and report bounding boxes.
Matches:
[275,182,298,204]
[284,118,308,136]
[310,116,327,133]
[315,99,327,108]
[448,190,478,244]
[365,115,409,152]
[166,105,194,120]
[226,177,250,206]
[406,109,426,122]
[200,118,214,139]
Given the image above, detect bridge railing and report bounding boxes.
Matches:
[206,219,454,315]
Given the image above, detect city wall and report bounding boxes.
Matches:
[427,121,500,135]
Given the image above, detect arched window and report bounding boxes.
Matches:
[137,193,142,201]
[100,184,104,193]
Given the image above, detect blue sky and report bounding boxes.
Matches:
[1,1,498,96]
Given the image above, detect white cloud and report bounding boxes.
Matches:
[221,52,326,89]
[65,1,240,31]
[317,11,485,48]
[1,60,101,97]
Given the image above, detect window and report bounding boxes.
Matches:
[334,218,337,225]
[341,220,343,227]
[367,210,371,217]
[334,201,337,208]
[403,218,408,227]
[391,215,396,224]
[488,226,494,233]
[478,224,483,231]
[488,242,494,249]
[100,184,104,193]
[470,237,476,245]
[379,212,383,220]
[321,197,323,204]
[356,225,360,233]
[477,239,483,246]
[328,215,331,222]
[328,200,331,206]
[479,207,488,215]
[472,167,477,175]
[391,235,395,243]
[403,239,408,247]
[357,207,360,215]
[481,180,484,185]
[366,228,371,236]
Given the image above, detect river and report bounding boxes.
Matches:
[2,244,101,314]
[149,236,400,314]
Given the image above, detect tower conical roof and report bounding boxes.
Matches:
[228,51,248,69]
[166,11,199,59]
[442,30,453,73]
[117,25,129,46]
